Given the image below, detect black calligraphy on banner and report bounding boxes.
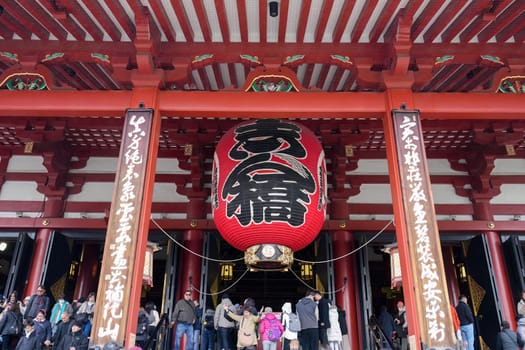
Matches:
[92,109,153,347]
[222,119,316,227]
[392,110,456,349]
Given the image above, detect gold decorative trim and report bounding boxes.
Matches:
[244,74,300,92]
[0,72,49,90]
[244,244,293,270]
[467,275,486,316]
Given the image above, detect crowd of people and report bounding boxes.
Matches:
[0,286,163,350]
[17,285,525,350]
[171,289,347,350]
[163,289,525,350]
[373,292,525,350]
[0,285,98,350]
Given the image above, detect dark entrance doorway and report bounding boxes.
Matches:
[202,232,332,312]
[225,269,310,311]
[1,232,34,297]
[502,235,525,304]
[462,235,502,350]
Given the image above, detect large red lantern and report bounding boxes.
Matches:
[212,119,327,268]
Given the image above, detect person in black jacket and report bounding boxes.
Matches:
[455,295,475,350]
[314,291,330,350]
[23,286,51,322]
[59,321,89,350]
[135,308,150,348]
[0,302,23,350]
[393,301,408,350]
[52,310,73,350]
[15,320,41,350]
[202,309,216,350]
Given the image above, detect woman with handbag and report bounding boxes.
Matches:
[224,305,260,350]
[0,302,23,350]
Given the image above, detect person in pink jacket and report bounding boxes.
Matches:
[259,307,284,350]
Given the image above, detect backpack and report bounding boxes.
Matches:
[137,311,150,336]
[6,312,22,336]
[287,312,301,332]
[267,318,282,341]
[204,314,214,330]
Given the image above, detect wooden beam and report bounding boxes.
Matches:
[0,90,523,119]
[2,40,524,64]
[413,93,525,119]
[0,217,523,232]
[0,91,133,117]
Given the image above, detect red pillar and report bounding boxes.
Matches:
[178,229,204,296]
[175,175,208,300]
[25,196,64,296]
[333,230,360,350]
[174,197,205,350]
[330,185,360,350]
[175,230,203,350]
[25,228,53,296]
[73,243,100,299]
[442,246,460,304]
[472,198,516,327]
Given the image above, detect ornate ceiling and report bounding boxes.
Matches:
[0,0,523,93]
[0,1,524,158]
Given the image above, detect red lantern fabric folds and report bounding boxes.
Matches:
[212,120,327,251]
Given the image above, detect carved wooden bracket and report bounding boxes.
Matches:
[328,177,361,219]
[134,7,159,73]
[327,147,361,217]
[69,154,89,170]
[457,122,525,176]
[174,146,210,201]
[131,6,165,88]
[65,175,85,196]
[469,150,493,194]
[452,149,501,200]
[15,119,66,145]
[354,58,383,91]
[447,154,468,173]
[472,121,524,148]
[36,144,72,198]
[390,14,412,76]
[165,58,192,88]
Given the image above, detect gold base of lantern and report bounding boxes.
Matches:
[245,244,293,270]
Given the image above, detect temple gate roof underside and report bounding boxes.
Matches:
[0,0,523,93]
[0,1,523,159]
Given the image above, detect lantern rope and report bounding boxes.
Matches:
[287,268,347,293]
[294,219,394,265]
[152,216,393,268]
[190,268,251,296]
[151,218,245,263]
[287,267,315,290]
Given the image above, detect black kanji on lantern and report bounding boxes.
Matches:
[222,120,315,227]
